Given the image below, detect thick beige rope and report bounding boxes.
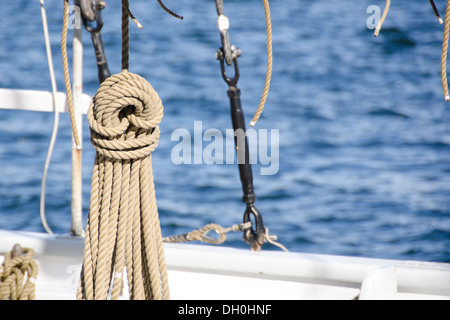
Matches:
[250,0,273,127]
[61,0,81,148]
[441,0,450,101]
[77,0,169,300]
[0,245,38,300]
[374,0,391,37]
[78,71,169,300]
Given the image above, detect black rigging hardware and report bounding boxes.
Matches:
[215,0,265,251]
[79,0,111,84]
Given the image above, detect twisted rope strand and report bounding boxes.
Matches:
[140,156,162,300]
[61,0,81,148]
[122,0,130,71]
[79,70,167,300]
[374,0,391,37]
[442,0,450,101]
[250,0,273,127]
[110,159,130,300]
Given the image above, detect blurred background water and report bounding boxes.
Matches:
[0,0,449,262]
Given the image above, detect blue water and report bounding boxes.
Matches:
[0,0,449,263]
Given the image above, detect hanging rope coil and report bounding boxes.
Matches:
[77,0,169,300]
[88,72,163,160]
[78,71,169,300]
[0,245,38,300]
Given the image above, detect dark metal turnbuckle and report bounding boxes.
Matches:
[215,0,265,251]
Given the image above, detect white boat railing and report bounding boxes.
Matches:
[0,88,90,114]
[0,230,449,300]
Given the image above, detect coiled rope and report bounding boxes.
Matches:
[76,0,169,300]
[0,245,38,300]
[374,0,450,101]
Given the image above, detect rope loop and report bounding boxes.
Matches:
[87,71,164,160]
[80,70,169,300]
[78,0,170,301]
[189,223,228,244]
[441,0,450,101]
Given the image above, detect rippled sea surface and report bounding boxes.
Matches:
[0,0,449,262]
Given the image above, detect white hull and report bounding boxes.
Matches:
[0,229,449,300]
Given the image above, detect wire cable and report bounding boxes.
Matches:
[39,0,58,234]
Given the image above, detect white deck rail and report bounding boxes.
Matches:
[0,230,449,300]
[0,88,91,114]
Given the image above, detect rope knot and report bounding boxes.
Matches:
[0,245,38,300]
[88,71,164,160]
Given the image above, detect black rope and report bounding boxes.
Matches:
[429,0,443,23]
[157,0,183,20]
